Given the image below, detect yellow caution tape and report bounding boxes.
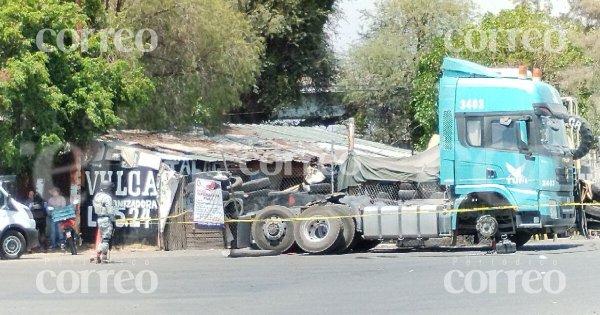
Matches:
[109,201,596,225]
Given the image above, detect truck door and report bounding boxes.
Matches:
[455,115,487,186]
[484,116,539,207]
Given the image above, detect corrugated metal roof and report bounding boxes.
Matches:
[99,124,412,164]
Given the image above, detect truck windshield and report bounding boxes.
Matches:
[538,116,569,149]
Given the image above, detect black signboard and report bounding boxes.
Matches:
[81,161,159,245]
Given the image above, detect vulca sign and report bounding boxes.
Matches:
[85,168,159,229]
[444,269,566,294]
[36,269,158,294]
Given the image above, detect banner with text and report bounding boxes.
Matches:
[193,178,224,228]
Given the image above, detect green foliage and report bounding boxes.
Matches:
[447,6,585,83]
[411,38,448,149]
[0,0,153,174]
[560,0,600,136]
[234,0,337,122]
[341,0,474,147]
[119,0,263,130]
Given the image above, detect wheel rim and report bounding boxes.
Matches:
[262,216,286,242]
[3,236,22,256]
[302,218,330,242]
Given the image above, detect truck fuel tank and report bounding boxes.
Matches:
[362,199,452,240]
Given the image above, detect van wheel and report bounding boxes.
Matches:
[1,230,26,259]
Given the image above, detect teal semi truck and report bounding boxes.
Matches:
[234,58,593,254]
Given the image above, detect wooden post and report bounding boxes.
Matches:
[348,118,355,154]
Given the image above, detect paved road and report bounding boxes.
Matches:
[2,239,600,315]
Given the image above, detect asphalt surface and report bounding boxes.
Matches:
[2,239,600,315]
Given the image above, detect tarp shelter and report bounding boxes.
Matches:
[337,146,440,191]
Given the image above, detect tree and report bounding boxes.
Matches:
[117,0,263,130]
[233,0,338,123]
[341,0,474,147]
[561,0,600,135]
[0,0,153,174]
[446,6,585,85]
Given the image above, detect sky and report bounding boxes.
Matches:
[331,0,572,54]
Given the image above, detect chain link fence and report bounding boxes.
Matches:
[346,181,446,201]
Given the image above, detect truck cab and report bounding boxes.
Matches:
[0,182,38,259]
[439,58,583,241]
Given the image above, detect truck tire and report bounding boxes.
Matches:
[509,231,532,248]
[0,230,26,260]
[398,190,416,201]
[251,206,296,253]
[352,237,381,252]
[306,183,332,194]
[559,114,594,160]
[591,184,600,202]
[242,178,271,192]
[221,191,230,201]
[294,206,344,254]
[230,176,243,191]
[325,205,356,253]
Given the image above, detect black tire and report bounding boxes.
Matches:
[591,184,600,202]
[0,230,26,259]
[509,231,532,248]
[67,235,77,255]
[398,190,416,201]
[560,114,593,160]
[306,183,332,194]
[242,178,271,192]
[251,206,296,253]
[222,191,230,201]
[230,176,243,191]
[294,206,344,254]
[323,205,356,253]
[352,237,381,252]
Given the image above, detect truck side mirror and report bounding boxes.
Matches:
[517,120,529,150]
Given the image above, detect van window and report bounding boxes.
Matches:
[490,121,518,150]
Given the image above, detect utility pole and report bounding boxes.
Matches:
[347,118,355,154]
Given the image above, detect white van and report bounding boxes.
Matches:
[0,184,38,259]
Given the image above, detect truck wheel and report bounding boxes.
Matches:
[509,231,532,247]
[242,178,271,192]
[0,230,26,259]
[294,206,344,254]
[325,205,356,253]
[352,237,381,252]
[251,206,296,253]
